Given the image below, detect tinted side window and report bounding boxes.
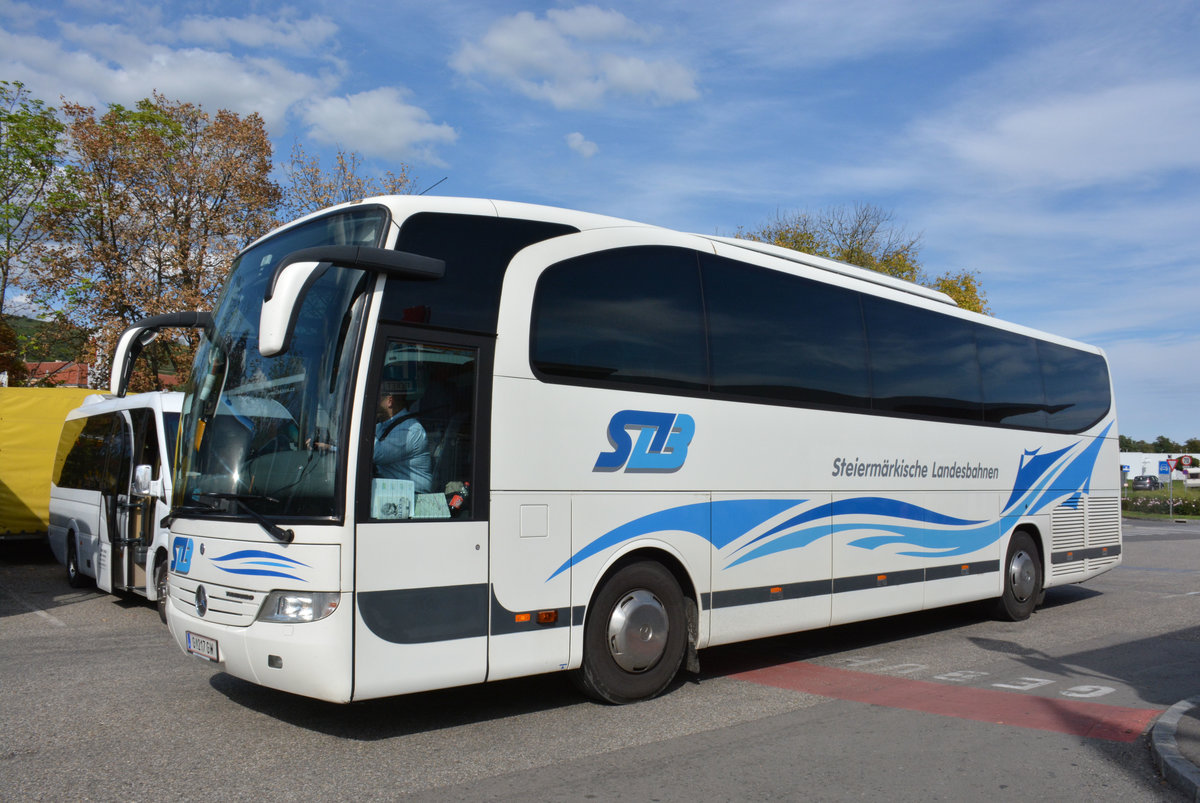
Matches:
[702,254,870,408]
[531,246,707,390]
[977,327,1047,428]
[384,214,577,333]
[1039,341,1111,433]
[55,415,112,491]
[863,296,982,421]
[163,413,180,476]
[101,414,133,495]
[129,409,163,480]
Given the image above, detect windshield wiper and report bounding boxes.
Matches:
[193,492,295,544]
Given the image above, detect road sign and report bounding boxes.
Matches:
[1183,455,1193,467]
[1159,460,1170,475]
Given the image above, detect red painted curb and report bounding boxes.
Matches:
[732,661,1160,742]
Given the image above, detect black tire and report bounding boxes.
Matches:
[154,559,168,624]
[994,531,1041,621]
[66,534,89,589]
[573,561,687,704]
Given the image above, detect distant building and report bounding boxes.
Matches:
[22,360,179,390]
[1120,452,1197,482]
[25,361,89,387]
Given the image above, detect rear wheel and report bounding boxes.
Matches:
[66,534,89,589]
[573,561,686,704]
[994,531,1041,621]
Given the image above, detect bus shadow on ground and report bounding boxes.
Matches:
[210,669,585,740]
[695,592,1086,679]
[209,587,1102,739]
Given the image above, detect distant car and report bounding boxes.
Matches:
[1131,475,1162,490]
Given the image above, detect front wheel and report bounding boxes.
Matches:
[154,560,168,624]
[993,531,1042,621]
[573,561,687,705]
[66,535,89,589]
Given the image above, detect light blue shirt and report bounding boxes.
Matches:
[374,411,433,493]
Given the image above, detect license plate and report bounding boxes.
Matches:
[186,631,219,662]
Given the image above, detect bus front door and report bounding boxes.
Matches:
[352,333,491,700]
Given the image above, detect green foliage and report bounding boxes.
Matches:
[739,204,990,314]
[1,313,86,363]
[1118,434,1200,453]
[0,80,69,316]
[1122,492,1200,518]
[1154,435,1182,452]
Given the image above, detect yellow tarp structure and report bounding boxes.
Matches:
[0,387,98,536]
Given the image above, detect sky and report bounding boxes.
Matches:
[2,0,1198,442]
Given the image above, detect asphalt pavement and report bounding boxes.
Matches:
[1145,517,1200,801]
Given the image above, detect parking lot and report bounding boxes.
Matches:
[2,519,1197,801]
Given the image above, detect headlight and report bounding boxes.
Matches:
[257,591,340,623]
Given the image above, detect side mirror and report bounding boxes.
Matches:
[259,246,444,358]
[132,464,153,496]
[111,311,213,397]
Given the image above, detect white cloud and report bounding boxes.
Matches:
[566,132,598,158]
[921,80,1200,190]
[175,13,338,49]
[546,6,652,41]
[1,22,332,129]
[691,0,1005,69]
[451,7,698,109]
[2,293,38,318]
[300,88,458,166]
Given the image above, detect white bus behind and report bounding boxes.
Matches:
[48,391,181,621]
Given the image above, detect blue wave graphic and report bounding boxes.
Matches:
[211,549,309,582]
[549,427,1111,579]
[732,497,984,557]
[546,499,799,580]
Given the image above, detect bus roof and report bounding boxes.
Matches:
[247,195,959,308]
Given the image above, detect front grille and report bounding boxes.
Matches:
[170,575,266,626]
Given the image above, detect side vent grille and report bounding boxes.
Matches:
[1049,496,1122,578]
[1086,497,1121,548]
[1051,504,1086,551]
[1087,495,1122,571]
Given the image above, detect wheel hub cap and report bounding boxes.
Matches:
[1009,550,1036,602]
[606,589,669,673]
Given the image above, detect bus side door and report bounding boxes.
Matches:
[96,413,133,593]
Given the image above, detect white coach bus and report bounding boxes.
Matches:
[48,391,181,621]
[133,196,1119,704]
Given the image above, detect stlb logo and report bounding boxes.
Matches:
[594,410,695,473]
[171,536,193,574]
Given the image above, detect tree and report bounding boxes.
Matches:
[1153,435,1182,453]
[1186,439,1200,454]
[740,204,990,314]
[1120,434,1152,452]
[29,93,280,390]
[1,81,68,317]
[279,141,415,222]
[0,316,29,384]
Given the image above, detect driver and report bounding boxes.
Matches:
[373,364,433,493]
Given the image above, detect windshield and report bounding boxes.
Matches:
[174,207,385,519]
